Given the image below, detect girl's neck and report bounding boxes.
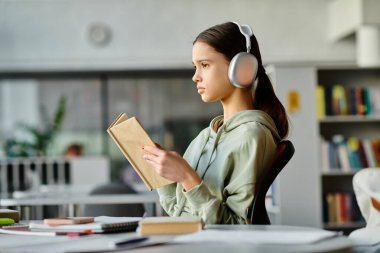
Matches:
[221,91,254,122]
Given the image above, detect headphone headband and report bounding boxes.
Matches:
[233,22,253,53]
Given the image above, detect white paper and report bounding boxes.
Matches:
[173,229,339,245]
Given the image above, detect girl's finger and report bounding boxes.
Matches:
[143,145,165,156]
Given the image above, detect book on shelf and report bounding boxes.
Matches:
[331,84,348,115]
[347,137,362,170]
[320,135,380,172]
[348,86,357,115]
[371,140,380,167]
[332,135,351,172]
[323,192,363,225]
[107,113,173,191]
[29,216,142,233]
[362,139,377,168]
[138,216,203,236]
[316,85,326,118]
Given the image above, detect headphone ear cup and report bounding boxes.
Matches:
[228,52,258,88]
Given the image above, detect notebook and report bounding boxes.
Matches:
[29,216,142,233]
[107,113,173,191]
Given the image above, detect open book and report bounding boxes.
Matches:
[107,113,173,191]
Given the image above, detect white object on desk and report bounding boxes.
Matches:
[349,227,380,245]
[173,229,339,245]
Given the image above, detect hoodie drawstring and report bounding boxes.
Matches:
[199,124,225,179]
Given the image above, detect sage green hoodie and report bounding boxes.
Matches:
[157,110,281,224]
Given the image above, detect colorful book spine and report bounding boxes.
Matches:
[332,135,351,172]
[321,135,380,172]
[347,137,362,170]
[317,85,380,117]
[324,192,360,225]
[371,140,380,167]
[316,85,326,119]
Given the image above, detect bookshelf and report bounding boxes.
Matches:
[317,67,380,234]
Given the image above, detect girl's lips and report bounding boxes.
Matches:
[197,86,205,94]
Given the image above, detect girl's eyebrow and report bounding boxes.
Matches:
[192,59,213,64]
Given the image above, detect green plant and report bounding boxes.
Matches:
[3,96,67,157]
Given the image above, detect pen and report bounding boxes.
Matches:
[111,236,149,247]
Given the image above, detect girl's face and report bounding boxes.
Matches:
[192,41,235,102]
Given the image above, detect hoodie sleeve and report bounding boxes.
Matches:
[156,129,210,216]
[182,133,269,224]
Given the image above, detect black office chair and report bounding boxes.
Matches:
[83,183,145,217]
[246,140,295,225]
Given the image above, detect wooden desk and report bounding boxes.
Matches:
[0,193,162,218]
[0,225,354,253]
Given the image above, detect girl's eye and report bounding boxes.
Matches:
[201,63,209,68]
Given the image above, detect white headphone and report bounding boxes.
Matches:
[228,22,259,89]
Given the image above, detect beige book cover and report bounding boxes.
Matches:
[138,216,203,235]
[107,113,173,191]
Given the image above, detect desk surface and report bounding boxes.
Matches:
[0,225,354,253]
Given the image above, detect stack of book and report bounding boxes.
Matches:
[320,135,380,172]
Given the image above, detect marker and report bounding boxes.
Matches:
[0,218,15,226]
[110,236,149,247]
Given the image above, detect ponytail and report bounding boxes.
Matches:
[254,66,289,139]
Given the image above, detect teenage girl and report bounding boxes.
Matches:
[143,21,289,224]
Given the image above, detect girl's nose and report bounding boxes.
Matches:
[192,70,201,83]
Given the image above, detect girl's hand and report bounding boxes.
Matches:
[142,145,201,191]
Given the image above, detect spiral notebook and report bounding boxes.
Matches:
[29,216,142,233]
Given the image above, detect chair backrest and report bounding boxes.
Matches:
[247,140,295,225]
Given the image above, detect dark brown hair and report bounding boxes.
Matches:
[193,22,289,138]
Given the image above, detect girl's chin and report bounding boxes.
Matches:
[200,95,216,103]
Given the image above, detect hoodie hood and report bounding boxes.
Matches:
[209,110,281,143]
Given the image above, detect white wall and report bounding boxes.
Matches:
[275,66,322,227]
[0,0,355,72]
[0,80,39,138]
